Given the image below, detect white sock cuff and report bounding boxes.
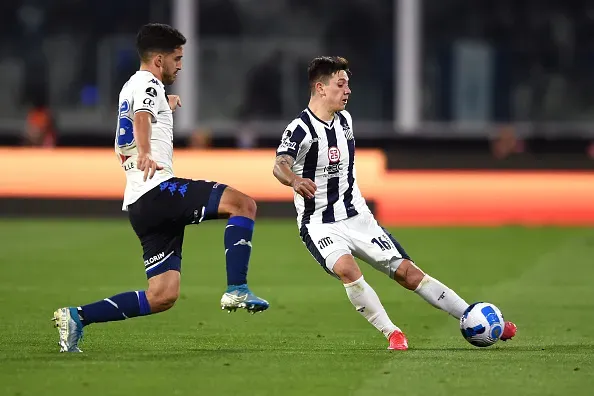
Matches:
[414,274,432,292]
[344,275,365,289]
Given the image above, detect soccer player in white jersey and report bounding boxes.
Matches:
[273,57,517,350]
[52,23,269,353]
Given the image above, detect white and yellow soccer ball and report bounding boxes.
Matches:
[459,302,505,347]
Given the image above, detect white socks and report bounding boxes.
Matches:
[414,275,469,319]
[344,276,399,339]
[342,274,468,340]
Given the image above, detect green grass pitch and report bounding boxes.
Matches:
[0,219,593,395]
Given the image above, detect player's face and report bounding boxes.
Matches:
[324,70,351,112]
[161,47,183,85]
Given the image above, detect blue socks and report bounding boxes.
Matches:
[76,217,255,326]
[79,291,151,326]
[224,216,254,286]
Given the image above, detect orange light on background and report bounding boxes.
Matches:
[2,148,593,226]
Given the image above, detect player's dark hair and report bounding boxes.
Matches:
[307,56,351,94]
[136,23,187,62]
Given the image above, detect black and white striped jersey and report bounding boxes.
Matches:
[276,107,370,226]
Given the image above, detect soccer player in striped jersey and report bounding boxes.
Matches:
[273,56,517,350]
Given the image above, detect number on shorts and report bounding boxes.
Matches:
[371,235,392,251]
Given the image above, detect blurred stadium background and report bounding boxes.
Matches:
[1,1,593,396]
[2,0,594,222]
[5,0,594,155]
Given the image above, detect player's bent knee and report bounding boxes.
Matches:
[231,194,257,219]
[394,259,425,290]
[331,252,362,284]
[146,270,181,312]
[242,195,257,218]
[146,287,179,312]
[160,290,179,309]
[219,188,257,219]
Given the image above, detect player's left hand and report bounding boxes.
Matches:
[167,95,182,112]
[137,152,164,182]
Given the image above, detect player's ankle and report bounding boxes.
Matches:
[226,283,248,291]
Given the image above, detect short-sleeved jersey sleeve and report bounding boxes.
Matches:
[132,80,162,122]
[276,121,308,159]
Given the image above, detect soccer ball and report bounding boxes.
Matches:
[459,302,505,347]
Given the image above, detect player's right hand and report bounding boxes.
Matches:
[137,153,164,182]
[291,176,317,199]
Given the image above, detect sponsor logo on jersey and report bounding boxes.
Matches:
[279,130,297,151]
[145,87,157,97]
[323,162,343,175]
[279,140,297,151]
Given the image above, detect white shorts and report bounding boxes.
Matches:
[299,211,411,278]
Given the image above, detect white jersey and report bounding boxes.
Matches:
[276,108,370,227]
[114,70,175,210]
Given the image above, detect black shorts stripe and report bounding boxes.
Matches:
[381,226,412,261]
[322,126,339,223]
[300,112,319,226]
[299,225,334,276]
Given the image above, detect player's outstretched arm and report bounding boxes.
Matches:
[134,111,163,181]
[273,154,316,199]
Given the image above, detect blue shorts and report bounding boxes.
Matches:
[127,178,227,279]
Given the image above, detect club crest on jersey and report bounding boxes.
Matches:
[328,146,341,163]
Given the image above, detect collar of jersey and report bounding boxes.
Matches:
[306,107,335,129]
[137,70,163,86]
